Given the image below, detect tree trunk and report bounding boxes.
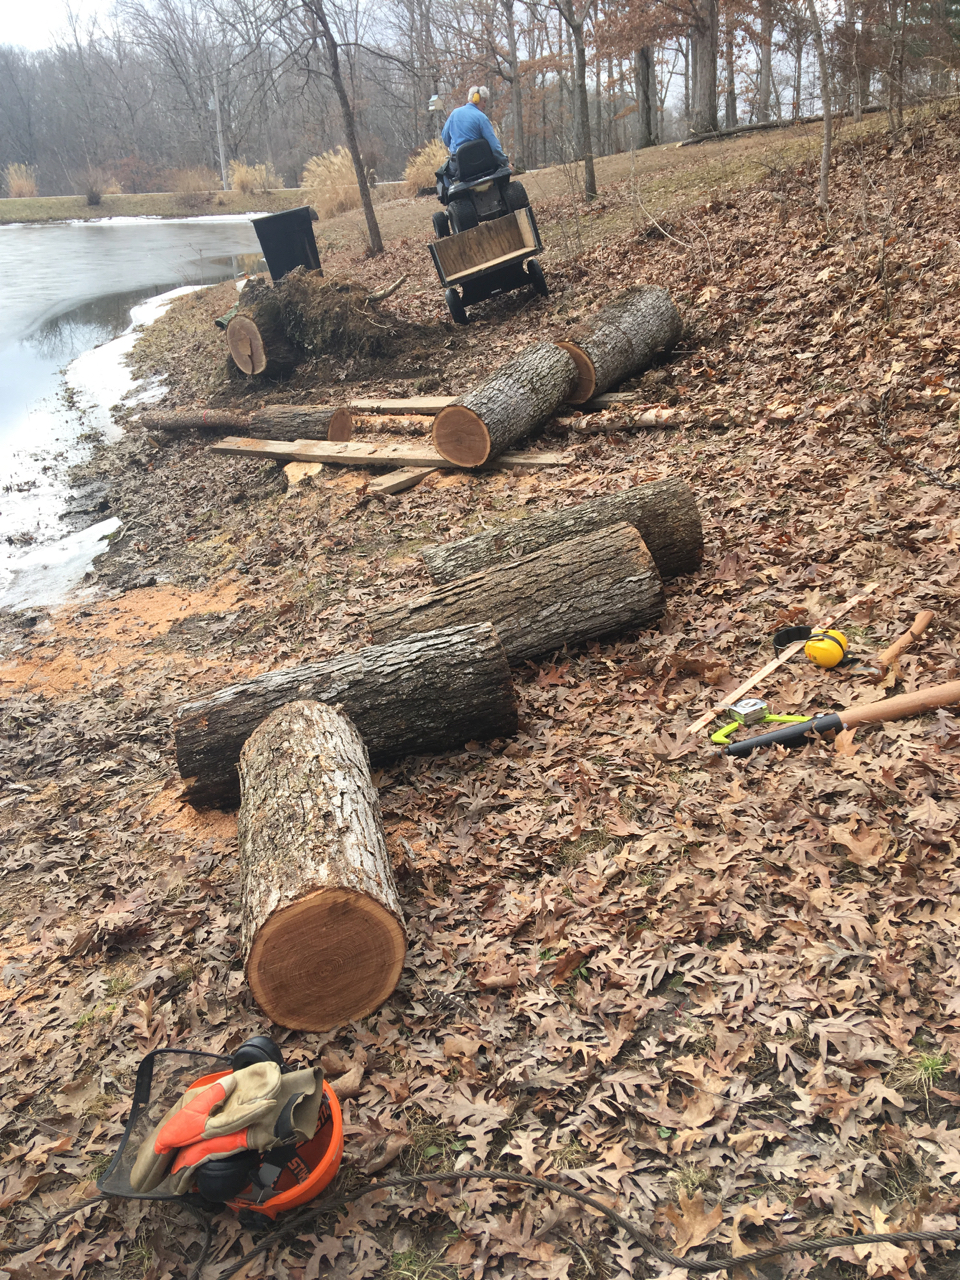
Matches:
[139,405,353,441]
[369,522,664,662]
[758,0,773,122]
[806,0,832,210]
[226,281,299,376]
[724,4,738,129]
[556,286,682,404]
[432,343,578,466]
[239,700,405,1032]
[692,0,720,134]
[176,623,517,809]
[421,479,702,584]
[502,0,524,166]
[306,0,383,256]
[636,46,654,147]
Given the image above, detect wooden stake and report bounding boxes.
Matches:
[874,610,935,680]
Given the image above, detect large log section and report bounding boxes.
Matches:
[139,405,353,441]
[240,700,405,1031]
[226,280,299,376]
[432,342,578,467]
[421,479,703,584]
[176,624,517,809]
[369,523,664,661]
[557,287,682,405]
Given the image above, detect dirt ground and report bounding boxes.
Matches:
[3,107,960,1280]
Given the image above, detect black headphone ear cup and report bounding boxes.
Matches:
[194,1150,261,1203]
[231,1035,284,1072]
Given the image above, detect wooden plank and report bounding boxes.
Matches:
[445,247,530,283]
[434,210,527,279]
[210,436,567,470]
[367,467,438,494]
[349,396,456,414]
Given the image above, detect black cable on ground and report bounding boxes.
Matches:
[0,1195,108,1258]
[204,1169,960,1279]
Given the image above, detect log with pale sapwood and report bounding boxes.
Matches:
[556,286,682,404]
[226,279,300,376]
[432,342,578,466]
[369,523,664,661]
[176,623,517,809]
[239,700,405,1031]
[139,405,353,441]
[422,479,702,584]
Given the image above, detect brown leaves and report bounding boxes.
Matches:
[663,1190,724,1256]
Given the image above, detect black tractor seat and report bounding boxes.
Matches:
[437,139,511,205]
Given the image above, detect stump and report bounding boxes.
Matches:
[176,623,518,809]
[422,479,703,584]
[139,405,353,441]
[239,700,405,1032]
[557,286,682,404]
[432,343,578,467]
[369,522,664,662]
[226,279,299,376]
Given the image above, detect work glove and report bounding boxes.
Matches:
[130,1061,283,1192]
[167,1066,323,1196]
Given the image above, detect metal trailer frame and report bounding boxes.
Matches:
[428,207,547,322]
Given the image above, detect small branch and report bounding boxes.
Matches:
[366,275,407,303]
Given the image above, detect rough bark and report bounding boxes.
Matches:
[369,523,665,662]
[557,287,682,404]
[139,405,353,441]
[635,46,654,147]
[239,700,405,1032]
[692,0,720,134]
[421,479,703,584]
[758,0,773,122]
[176,623,517,810]
[226,280,299,376]
[432,344,578,466]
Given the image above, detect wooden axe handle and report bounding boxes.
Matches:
[842,679,960,729]
[875,609,935,677]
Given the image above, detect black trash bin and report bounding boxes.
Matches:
[252,206,322,281]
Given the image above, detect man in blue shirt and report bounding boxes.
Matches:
[441,87,510,169]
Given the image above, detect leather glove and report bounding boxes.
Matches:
[130,1062,282,1192]
[166,1067,323,1196]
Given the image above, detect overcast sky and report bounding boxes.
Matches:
[5,0,103,50]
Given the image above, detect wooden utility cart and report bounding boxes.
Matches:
[429,207,548,324]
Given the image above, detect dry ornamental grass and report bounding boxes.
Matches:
[404,139,448,196]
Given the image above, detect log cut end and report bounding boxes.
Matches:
[226,315,268,376]
[247,887,406,1031]
[554,340,597,404]
[432,405,491,467]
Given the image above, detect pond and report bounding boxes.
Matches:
[0,215,265,610]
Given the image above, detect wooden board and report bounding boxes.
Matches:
[367,467,438,494]
[349,396,456,414]
[433,208,537,281]
[210,435,568,470]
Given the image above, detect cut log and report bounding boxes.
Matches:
[138,405,353,441]
[209,435,568,471]
[226,280,299,376]
[369,522,664,662]
[176,623,518,809]
[422,479,702,584]
[239,700,405,1031]
[432,343,578,467]
[350,396,456,414]
[557,287,682,404]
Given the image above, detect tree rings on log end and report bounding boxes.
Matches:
[227,315,267,376]
[555,341,596,405]
[246,887,406,1031]
[432,405,491,466]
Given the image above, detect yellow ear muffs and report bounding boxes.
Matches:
[804,628,848,668]
[471,93,481,104]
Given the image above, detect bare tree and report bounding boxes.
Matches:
[555,0,597,195]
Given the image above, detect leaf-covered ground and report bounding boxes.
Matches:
[2,107,960,1280]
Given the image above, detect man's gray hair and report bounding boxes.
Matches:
[466,86,490,103]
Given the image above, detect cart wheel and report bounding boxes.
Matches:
[526,259,549,298]
[448,199,479,234]
[432,210,450,238]
[445,288,468,325]
[504,182,530,212]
